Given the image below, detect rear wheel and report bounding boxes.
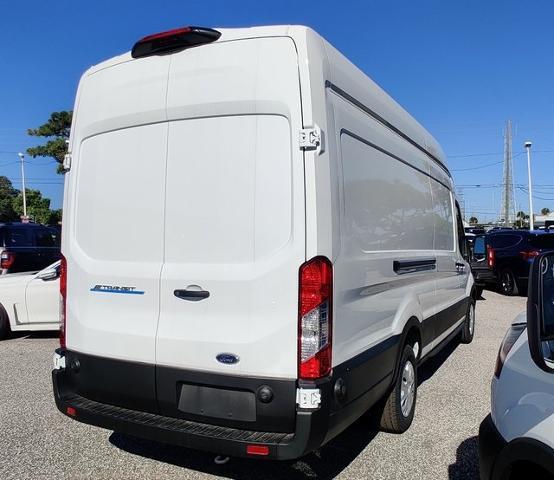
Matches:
[499,268,519,296]
[460,298,475,344]
[475,286,484,299]
[0,304,11,340]
[379,345,417,433]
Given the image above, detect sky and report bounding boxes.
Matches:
[1,0,554,222]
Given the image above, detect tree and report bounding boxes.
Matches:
[12,189,52,225]
[541,207,551,216]
[27,111,72,174]
[0,176,19,222]
[469,216,478,225]
[516,211,528,229]
[46,209,62,225]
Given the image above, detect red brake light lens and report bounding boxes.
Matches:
[246,445,269,456]
[520,250,540,261]
[140,27,193,43]
[0,251,16,269]
[487,246,495,269]
[59,255,67,348]
[298,257,333,380]
[131,26,221,58]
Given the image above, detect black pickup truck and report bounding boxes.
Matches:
[0,223,61,274]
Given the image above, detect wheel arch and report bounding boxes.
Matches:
[0,301,12,339]
[391,317,422,385]
[494,437,554,480]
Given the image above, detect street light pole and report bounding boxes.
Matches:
[525,141,534,231]
[17,153,27,220]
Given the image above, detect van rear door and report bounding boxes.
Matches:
[67,56,170,412]
[155,37,305,426]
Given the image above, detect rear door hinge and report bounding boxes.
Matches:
[63,153,72,171]
[299,125,324,153]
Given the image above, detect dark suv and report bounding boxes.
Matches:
[0,223,61,274]
[470,230,554,296]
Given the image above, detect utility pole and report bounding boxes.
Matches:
[525,141,534,230]
[17,153,28,221]
[500,120,515,227]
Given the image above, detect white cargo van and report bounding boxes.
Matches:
[52,25,476,460]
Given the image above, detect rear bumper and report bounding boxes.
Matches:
[479,414,506,480]
[53,368,323,460]
[52,340,397,460]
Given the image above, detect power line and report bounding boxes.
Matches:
[517,186,554,201]
[449,152,504,159]
[0,160,19,167]
[448,149,554,158]
[451,160,504,172]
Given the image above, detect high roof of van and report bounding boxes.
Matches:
[83,25,448,173]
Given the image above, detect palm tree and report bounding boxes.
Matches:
[541,207,551,216]
[469,216,478,225]
[516,211,527,229]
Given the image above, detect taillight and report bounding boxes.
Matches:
[298,256,332,380]
[520,250,540,261]
[131,26,221,58]
[494,323,526,378]
[0,251,16,269]
[487,245,495,269]
[59,255,67,348]
[246,445,269,456]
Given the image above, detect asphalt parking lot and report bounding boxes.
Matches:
[0,290,526,480]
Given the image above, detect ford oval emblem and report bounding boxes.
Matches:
[216,353,240,365]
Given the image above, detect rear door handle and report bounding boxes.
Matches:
[174,289,210,301]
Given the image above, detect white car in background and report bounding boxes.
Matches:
[479,252,554,479]
[0,261,60,339]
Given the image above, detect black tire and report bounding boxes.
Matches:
[379,345,417,433]
[499,268,519,296]
[475,286,484,299]
[0,304,11,340]
[460,298,475,344]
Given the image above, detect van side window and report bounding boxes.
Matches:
[430,180,454,250]
[455,202,467,257]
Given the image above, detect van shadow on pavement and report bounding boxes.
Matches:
[110,419,378,480]
[418,335,461,386]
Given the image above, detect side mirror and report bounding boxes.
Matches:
[37,267,59,282]
[527,252,554,372]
